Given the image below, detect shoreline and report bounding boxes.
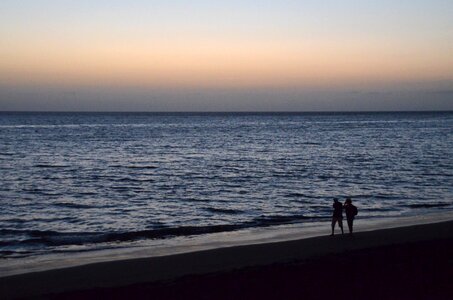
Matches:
[1,219,453,299]
[1,211,452,278]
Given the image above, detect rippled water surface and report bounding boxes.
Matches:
[1,112,452,258]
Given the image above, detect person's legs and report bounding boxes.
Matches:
[339,218,344,234]
[331,218,336,235]
[347,218,353,234]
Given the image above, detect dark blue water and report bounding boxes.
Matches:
[1,112,452,258]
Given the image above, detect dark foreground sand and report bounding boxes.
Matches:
[1,221,453,299]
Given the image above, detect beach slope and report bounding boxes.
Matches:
[1,221,453,299]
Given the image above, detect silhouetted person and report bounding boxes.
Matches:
[344,198,358,234]
[331,198,344,236]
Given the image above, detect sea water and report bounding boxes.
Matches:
[1,112,452,260]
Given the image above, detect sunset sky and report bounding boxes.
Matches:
[1,1,452,111]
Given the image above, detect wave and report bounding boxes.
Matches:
[203,207,243,214]
[284,193,320,199]
[2,216,78,223]
[125,165,158,169]
[251,214,328,226]
[53,202,96,209]
[34,164,70,168]
[0,152,14,156]
[407,203,451,209]
[0,226,242,247]
[0,214,327,248]
[0,250,35,259]
[115,177,155,183]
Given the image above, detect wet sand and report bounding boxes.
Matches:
[1,220,453,299]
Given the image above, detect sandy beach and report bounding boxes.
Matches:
[1,220,452,299]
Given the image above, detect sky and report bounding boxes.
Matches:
[1,0,452,111]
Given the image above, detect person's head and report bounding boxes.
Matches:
[333,198,339,203]
[346,198,352,204]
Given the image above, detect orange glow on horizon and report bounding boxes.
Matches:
[1,36,452,88]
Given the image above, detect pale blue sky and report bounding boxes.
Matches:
[2,1,452,39]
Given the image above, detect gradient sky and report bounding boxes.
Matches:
[1,0,452,111]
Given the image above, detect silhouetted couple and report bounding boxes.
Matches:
[330,198,358,236]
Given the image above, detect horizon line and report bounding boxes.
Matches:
[1,110,452,114]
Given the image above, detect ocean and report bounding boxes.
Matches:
[1,112,452,260]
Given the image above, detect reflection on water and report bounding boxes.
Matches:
[0,112,452,258]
